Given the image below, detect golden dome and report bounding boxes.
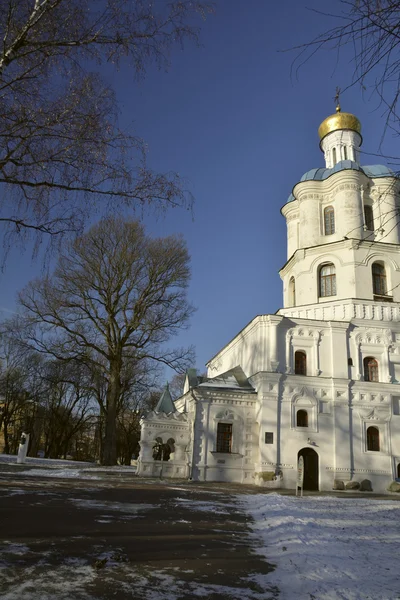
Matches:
[318,107,361,142]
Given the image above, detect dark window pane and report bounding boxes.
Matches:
[216,423,232,453]
[367,426,380,451]
[295,351,307,375]
[297,410,308,427]
[364,206,374,231]
[372,263,387,295]
[265,432,274,444]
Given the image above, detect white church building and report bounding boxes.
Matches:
[137,105,400,493]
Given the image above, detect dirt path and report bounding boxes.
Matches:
[0,475,278,599]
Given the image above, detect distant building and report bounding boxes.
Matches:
[138,106,400,492]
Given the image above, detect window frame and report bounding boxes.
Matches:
[366,426,380,452]
[216,422,233,453]
[294,350,307,376]
[363,356,379,382]
[319,263,336,298]
[372,262,387,296]
[324,206,335,236]
[296,409,308,427]
[289,276,296,307]
[364,205,374,231]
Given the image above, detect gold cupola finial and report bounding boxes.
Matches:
[334,86,341,113]
[318,89,361,143]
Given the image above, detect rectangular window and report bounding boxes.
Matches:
[324,207,335,235]
[364,205,374,231]
[216,423,232,453]
[265,432,274,444]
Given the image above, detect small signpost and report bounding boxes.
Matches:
[296,455,304,497]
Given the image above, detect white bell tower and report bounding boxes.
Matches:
[279,105,400,319]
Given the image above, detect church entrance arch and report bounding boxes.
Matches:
[298,448,319,491]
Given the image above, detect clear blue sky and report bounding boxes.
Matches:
[0,1,397,377]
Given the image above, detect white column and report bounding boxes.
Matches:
[286,332,293,374]
[269,315,282,372]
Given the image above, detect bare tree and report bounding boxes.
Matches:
[18,216,195,464]
[293,1,400,154]
[116,358,162,464]
[0,331,33,454]
[0,0,213,252]
[40,360,95,459]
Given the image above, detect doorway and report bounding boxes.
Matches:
[298,447,319,491]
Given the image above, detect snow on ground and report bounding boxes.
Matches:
[240,493,400,600]
[0,454,137,479]
[69,498,159,516]
[8,468,103,479]
[174,497,230,514]
[0,454,135,471]
[0,454,95,467]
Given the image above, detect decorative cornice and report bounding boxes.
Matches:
[326,467,391,474]
[142,411,188,423]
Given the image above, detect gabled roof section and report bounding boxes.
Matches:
[199,366,255,392]
[155,383,176,414]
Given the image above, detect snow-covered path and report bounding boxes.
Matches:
[241,493,400,600]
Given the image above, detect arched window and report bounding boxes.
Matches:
[367,426,380,452]
[364,205,374,231]
[294,351,307,375]
[296,409,308,427]
[152,437,173,461]
[364,357,379,382]
[324,206,335,235]
[216,422,232,453]
[332,147,337,164]
[343,146,348,160]
[319,263,336,297]
[372,262,387,296]
[289,276,296,307]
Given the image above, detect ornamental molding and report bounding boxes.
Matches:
[357,406,391,421]
[297,192,324,202]
[143,411,188,423]
[214,408,242,422]
[354,392,388,403]
[205,395,256,405]
[326,467,391,475]
[284,385,325,397]
[287,327,323,340]
[352,327,392,346]
[332,182,360,196]
[285,208,299,221]
[320,196,334,206]
[290,386,317,405]
[262,461,294,469]
[143,422,189,432]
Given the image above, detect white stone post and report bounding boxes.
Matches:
[17,433,30,464]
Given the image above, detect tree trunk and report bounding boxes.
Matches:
[3,422,10,454]
[101,362,121,465]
